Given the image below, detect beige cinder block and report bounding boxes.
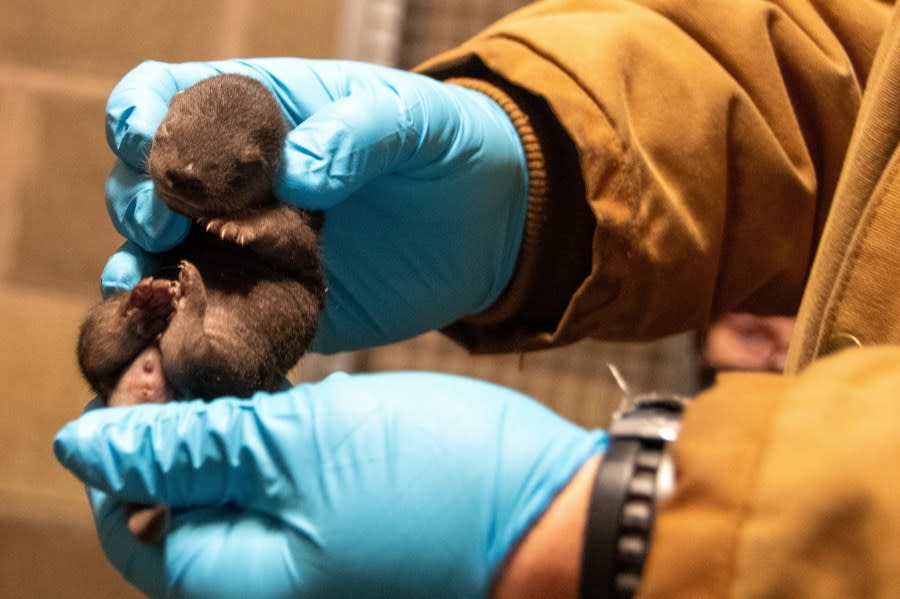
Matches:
[0,284,145,598]
[1,0,226,77]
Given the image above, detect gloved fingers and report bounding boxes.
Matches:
[274,92,422,209]
[163,506,310,599]
[81,394,305,598]
[106,159,191,252]
[100,240,163,298]
[87,486,168,598]
[54,396,306,513]
[87,488,304,599]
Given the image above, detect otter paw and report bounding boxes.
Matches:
[177,260,201,292]
[124,278,177,338]
[176,260,207,315]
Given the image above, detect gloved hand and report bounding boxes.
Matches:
[102,59,530,352]
[54,372,606,599]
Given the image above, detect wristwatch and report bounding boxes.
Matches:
[580,392,688,599]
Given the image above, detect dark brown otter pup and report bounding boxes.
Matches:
[77,74,325,542]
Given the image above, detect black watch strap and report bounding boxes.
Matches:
[580,395,686,599]
[581,437,665,598]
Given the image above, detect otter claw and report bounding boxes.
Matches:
[202,216,260,247]
[204,219,222,234]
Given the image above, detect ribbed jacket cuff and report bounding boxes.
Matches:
[443,76,549,326]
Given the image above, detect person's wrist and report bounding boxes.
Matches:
[491,453,603,599]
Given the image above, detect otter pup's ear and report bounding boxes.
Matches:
[239,144,267,169]
[229,156,265,189]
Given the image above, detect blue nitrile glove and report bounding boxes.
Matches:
[54,371,606,599]
[102,59,529,352]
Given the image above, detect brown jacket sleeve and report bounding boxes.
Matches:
[640,345,900,598]
[418,2,900,598]
[417,0,890,352]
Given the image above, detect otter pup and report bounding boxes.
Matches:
[77,73,325,541]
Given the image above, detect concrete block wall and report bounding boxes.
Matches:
[0,3,338,596]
